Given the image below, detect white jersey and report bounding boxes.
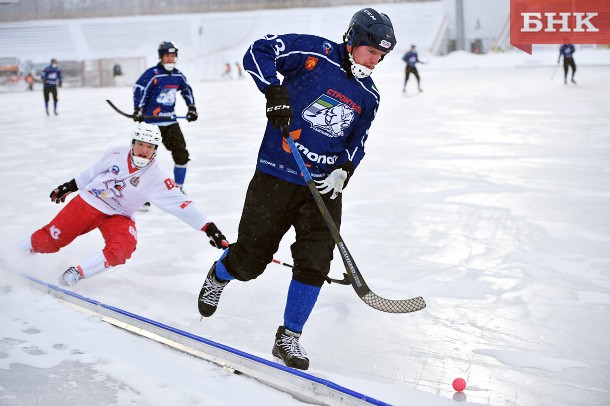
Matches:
[75,146,210,230]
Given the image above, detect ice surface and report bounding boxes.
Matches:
[1,5,610,406]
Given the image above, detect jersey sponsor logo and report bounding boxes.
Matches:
[302,91,357,138]
[130,176,140,187]
[290,141,338,166]
[280,129,339,165]
[259,159,276,168]
[180,200,193,209]
[111,165,120,175]
[50,225,61,240]
[305,56,318,71]
[156,88,178,105]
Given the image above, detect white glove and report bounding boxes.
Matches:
[315,169,348,199]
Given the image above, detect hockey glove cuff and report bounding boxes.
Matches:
[203,222,229,249]
[265,85,292,135]
[50,179,78,204]
[186,105,198,122]
[133,108,144,122]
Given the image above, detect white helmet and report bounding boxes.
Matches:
[131,123,161,168]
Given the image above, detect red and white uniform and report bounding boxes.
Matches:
[30,146,210,272]
[76,145,209,227]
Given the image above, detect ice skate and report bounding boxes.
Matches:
[58,267,83,287]
[198,263,229,317]
[272,326,309,370]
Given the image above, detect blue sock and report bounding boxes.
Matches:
[174,165,187,188]
[214,248,234,281]
[53,101,57,111]
[284,280,321,333]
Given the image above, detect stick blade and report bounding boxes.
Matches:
[360,292,426,313]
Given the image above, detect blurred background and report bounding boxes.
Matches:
[0,0,512,87]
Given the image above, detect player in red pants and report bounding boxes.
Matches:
[23,123,228,287]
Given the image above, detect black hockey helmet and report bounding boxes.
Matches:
[343,8,397,53]
[158,41,178,58]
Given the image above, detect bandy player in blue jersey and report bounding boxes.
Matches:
[133,42,198,196]
[558,40,577,85]
[198,8,397,370]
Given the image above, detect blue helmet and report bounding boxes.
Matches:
[344,8,396,53]
[158,41,178,58]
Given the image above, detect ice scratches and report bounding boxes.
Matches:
[0,285,11,294]
[0,360,139,405]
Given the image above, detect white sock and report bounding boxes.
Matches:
[78,251,112,279]
[18,236,35,255]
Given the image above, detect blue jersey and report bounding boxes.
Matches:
[133,63,195,126]
[243,34,380,185]
[559,44,575,59]
[41,65,62,88]
[402,51,420,67]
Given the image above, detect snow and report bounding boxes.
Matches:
[2,4,610,406]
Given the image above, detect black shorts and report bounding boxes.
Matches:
[222,170,342,287]
[159,123,189,165]
[43,87,58,103]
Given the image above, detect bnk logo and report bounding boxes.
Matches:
[521,12,598,32]
[510,0,610,54]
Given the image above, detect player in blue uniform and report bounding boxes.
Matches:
[133,42,198,194]
[402,44,424,93]
[198,8,397,370]
[41,58,63,116]
[558,41,576,85]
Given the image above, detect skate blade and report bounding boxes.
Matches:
[273,356,285,366]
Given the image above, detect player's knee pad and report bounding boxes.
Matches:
[224,253,267,282]
[172,149,190,166]
[292,266,327,288]
[30,229,62,254]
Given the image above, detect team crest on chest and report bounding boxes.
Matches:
[302,93,356,138]
[104,179,127,198]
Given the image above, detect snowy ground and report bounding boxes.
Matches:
[1,42,610,406]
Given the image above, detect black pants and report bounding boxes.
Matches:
[404,66,420,85]
[222,170,341,287]
[43,87,58,104]
[563,57,576,79]
[159,123,189,165]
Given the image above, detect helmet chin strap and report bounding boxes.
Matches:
[348,52,373,79]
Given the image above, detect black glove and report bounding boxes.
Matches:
[58,80,62,88]
[203,222,228,249]
[265,85,292,135]
[186,105,198,122]
[133,107,144,122]
[50,179,78,204]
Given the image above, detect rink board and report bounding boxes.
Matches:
[19,273,389,406]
